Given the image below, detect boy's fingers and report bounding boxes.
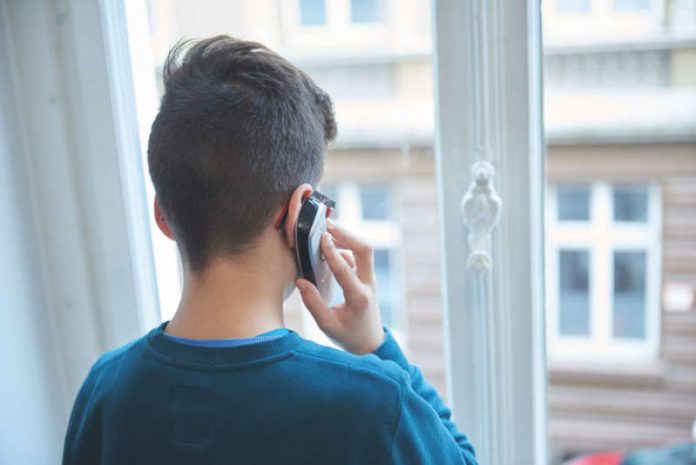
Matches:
[339,250,356,270]
[295,278,333,329]
[326,221,374,283]
[321,233,363,300]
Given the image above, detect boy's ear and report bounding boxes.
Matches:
[154,197,175,241]
[283,183,313,249]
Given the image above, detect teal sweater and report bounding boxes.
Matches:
[63,324,477,465]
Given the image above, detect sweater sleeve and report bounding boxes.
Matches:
[372,329,477,465]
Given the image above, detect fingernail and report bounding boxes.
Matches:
[323,232,334,248]
[295,279,305,291]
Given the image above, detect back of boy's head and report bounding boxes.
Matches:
[148,35,337,273]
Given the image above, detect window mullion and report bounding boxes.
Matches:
[341,183,363,225]
[594,182,613,348]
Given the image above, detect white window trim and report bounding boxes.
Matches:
[347,0,385,25]
[433,1,547,464]
[4,0,546,461]
[1,0,161,408]
[612,0,657,13]
[291,0,386,28]
[546,182,662,362]
[296,0,330,28]
[4,0,545,459]
[330,183,400,246]
[554,0,592,15]
[281,0,388,55]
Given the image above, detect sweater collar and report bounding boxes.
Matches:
[146,322,302,369]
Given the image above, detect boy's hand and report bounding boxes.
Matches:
[295,221,384,355]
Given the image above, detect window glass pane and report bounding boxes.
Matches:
[299,0,326,26]
[559,250,590,336]
[557,185,591,221]
[613,185,648,222]
[613,0,651,11]
[374,248,393,327]
[350,0,382,23]
[613,251,647,339]
[555,0,591,13]
[360,184,390,220]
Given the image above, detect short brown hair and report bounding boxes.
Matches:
[148,36,337,272]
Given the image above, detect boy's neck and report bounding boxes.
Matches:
[165,257,287,340]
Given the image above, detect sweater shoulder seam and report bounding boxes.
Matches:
[91,337,144,373]
[292,348,406,389]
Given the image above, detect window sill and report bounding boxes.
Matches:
[548,359,666,388]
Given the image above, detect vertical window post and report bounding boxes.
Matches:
[432,1,547,464]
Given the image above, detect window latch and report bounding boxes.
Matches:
[461,160,502,277]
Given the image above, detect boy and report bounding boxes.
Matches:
[63,36,477,465]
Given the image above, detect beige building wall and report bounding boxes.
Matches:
[672,48,696,87]
[395,59,433,98]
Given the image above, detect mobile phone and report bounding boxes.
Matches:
[295,191,336,301]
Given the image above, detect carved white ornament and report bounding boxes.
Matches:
[460,160,502,277]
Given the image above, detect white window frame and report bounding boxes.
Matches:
[0,0,161,417]
[2,0,546,461]
[328,182,400,249]
[297,0,329,27]
[612,0,653,12]
[546,182,661,362]
[554,0,592,14]
[433,1,546,464]
[348,0,385,24]
[280,0,388,53]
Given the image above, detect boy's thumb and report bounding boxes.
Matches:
[296,278,332,329]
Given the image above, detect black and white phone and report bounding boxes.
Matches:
[295,191,336,301]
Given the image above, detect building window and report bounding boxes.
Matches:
[322,182,401,330]
[613,0,651,11]
[613,185,648,222]
[613,250,647,338]
[558,249,591,336]
[299,0,326,26]
[555,0,591,13]
[557,184,591,221]
[350,0,383,23]
[373,248,394,327]
[547,182,660,361]
[359,184,391,220]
